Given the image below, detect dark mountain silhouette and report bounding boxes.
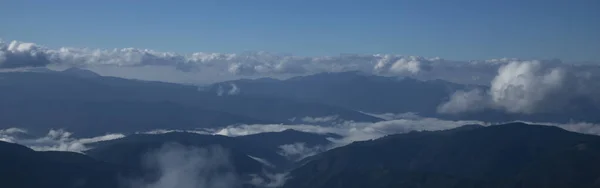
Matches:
[87,130,340,172]
[284,123,600,188]
[0,129,339,188]
[3,123,600,188]
[0,141,127,188]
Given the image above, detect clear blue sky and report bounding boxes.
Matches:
[1,0,599,62]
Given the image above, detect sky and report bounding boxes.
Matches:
[1,0,599,62]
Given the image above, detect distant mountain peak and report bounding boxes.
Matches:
[61,67,101,78]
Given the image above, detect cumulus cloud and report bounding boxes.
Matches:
[436,89,488,114]
[489,61,567,113]
[0,128,124,152]
[0,40,52,68]
[438,60,600,114]
[128,143,239,188]
[373,55,433,74]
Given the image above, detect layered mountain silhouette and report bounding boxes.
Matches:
[2,69,599,137]
[2,123,600,188]
[0,129,339,188]
[0,141,126,188]
[0,70,380,136]
[283,123,600,188]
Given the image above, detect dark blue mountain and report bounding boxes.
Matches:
[284,123,600,188]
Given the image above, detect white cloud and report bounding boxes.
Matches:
[128,143,238,188]
[489,61,567,113]
[437,89,488,114]
[249,171,289,188]
[137,129,213,135]
[247,155,276,168]
[0,128,124,152]
[373,55,432,74]
[300,115,339,123]
[215,116,485,147]
[361,112,422,121]
[8,39,598,85]
[213,113,600,150]
[228,83,240,95]
[438,60,600,114]
[215,83,241,96]
[277,142,324,161]
[0,40,51,68]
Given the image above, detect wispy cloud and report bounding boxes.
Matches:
[127,143,239,188]
[299,115,339,123]
[214,116,485,147]
[277,142,325,161]
[0,128,124,152]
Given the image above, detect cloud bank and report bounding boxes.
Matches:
[438,61,600,114]
[4,39,597,85]
[215,116,486,147]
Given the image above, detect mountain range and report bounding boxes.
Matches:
[3,69,599,137]
[2,123,600,188]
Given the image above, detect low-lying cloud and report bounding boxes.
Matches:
[214,113,600,148]
[277,142,325,161]
[0,128,124,152]
[128,143,239,188]
[299,115,339,123]
[215,115,486,147]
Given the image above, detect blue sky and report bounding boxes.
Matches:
[1,0,599,61]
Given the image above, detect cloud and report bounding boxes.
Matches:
[0,40,52,68]
[0,128,124,152]
[8,39,598,85]
[438,60,600,114]
[128,143,239,188]
[215,83,241,96]
[436,89,488,114]
[489,61,567,113]
[213,113,600,150]
[373,55,433,74]
[228,83,240,95]
[215,116,485,147]
[361,112,422,121]
[249,171,289,188]
[247,155,276,168]
[300,115,339,123]
[137,129,213,135]
[277,142,325,161]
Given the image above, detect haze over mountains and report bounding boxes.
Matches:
[2,39,600,188]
